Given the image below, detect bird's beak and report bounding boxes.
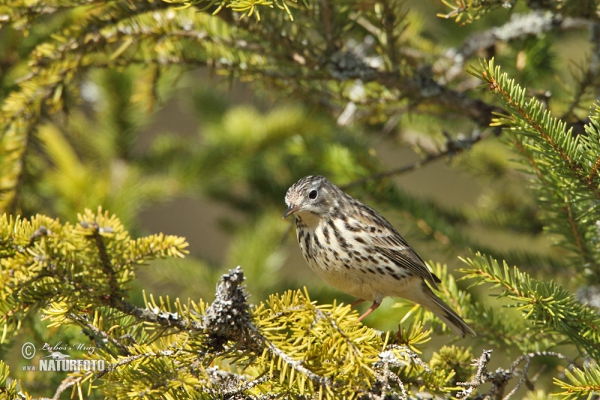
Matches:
[282,204,300,219]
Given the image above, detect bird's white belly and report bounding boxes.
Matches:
[297,224,412,302]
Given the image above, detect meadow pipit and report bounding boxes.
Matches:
[283,175,475,337]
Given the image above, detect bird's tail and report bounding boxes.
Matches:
[409,282,475,338]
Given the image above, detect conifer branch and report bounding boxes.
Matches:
[476,59,600,200]
[87,222,120,301]
[68,312,132,356]
[439,0,597,24]
[245,321,334,389]
[555,366,600,400]
[461,252,600,361]
[587,154,600,185]
[438,0,509,23]
[113,298,204,331]
[562,203,589,263]
[560,57,599,121]
[219,371,270,398]
[513,141,542,177]
[474,60,600,269]
[512,138,595,266]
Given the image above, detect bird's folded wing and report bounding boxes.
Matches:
[373,245,441,289]
[351,205,441,288]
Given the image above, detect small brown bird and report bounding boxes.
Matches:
[283,175,475,337]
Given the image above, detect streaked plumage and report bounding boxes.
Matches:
[283,175,475,337]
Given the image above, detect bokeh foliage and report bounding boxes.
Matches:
[1,0,600,398]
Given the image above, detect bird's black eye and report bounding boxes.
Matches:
[309,190,318,200]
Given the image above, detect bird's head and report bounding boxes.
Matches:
[283,175,339,219]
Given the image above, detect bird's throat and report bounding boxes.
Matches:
[295,211,322,229]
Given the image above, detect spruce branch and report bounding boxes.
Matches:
[510,140,592,266]
[67,312,132,356]
[461,252,600,361]
[85,221,120,302]
[112,298,204,331]
[474,59,600,200]
[588,154,600,185]
[0,209,189,342]
[554,366,600,400]
[0,6,239,213]
[473,59,600,270]
[245,321,334,389]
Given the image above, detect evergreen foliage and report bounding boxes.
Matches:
[1,0,600,398]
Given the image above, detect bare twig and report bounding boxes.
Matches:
[368,344,428,400]
[457,350,570,399]
[440,11,590,82]
[457,349,492,398]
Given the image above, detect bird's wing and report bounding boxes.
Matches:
[351,205,441,288]
[373,244,440,288]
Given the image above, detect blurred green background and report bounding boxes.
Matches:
[1,0,597,396]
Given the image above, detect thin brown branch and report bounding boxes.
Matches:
[380,72,503,128]
[382,1,399,70]
[457,349,492,398]
[341,129,490,190]
[87,222,119,301]
[513,141,542,177]
[341,153,439,190]
[456,348,571,399]
[319,0,336,54]
[587,153,600,185]
[563,203,589,260]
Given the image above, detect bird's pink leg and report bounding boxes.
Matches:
[351,299,365,307]
[357,301,381,321]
